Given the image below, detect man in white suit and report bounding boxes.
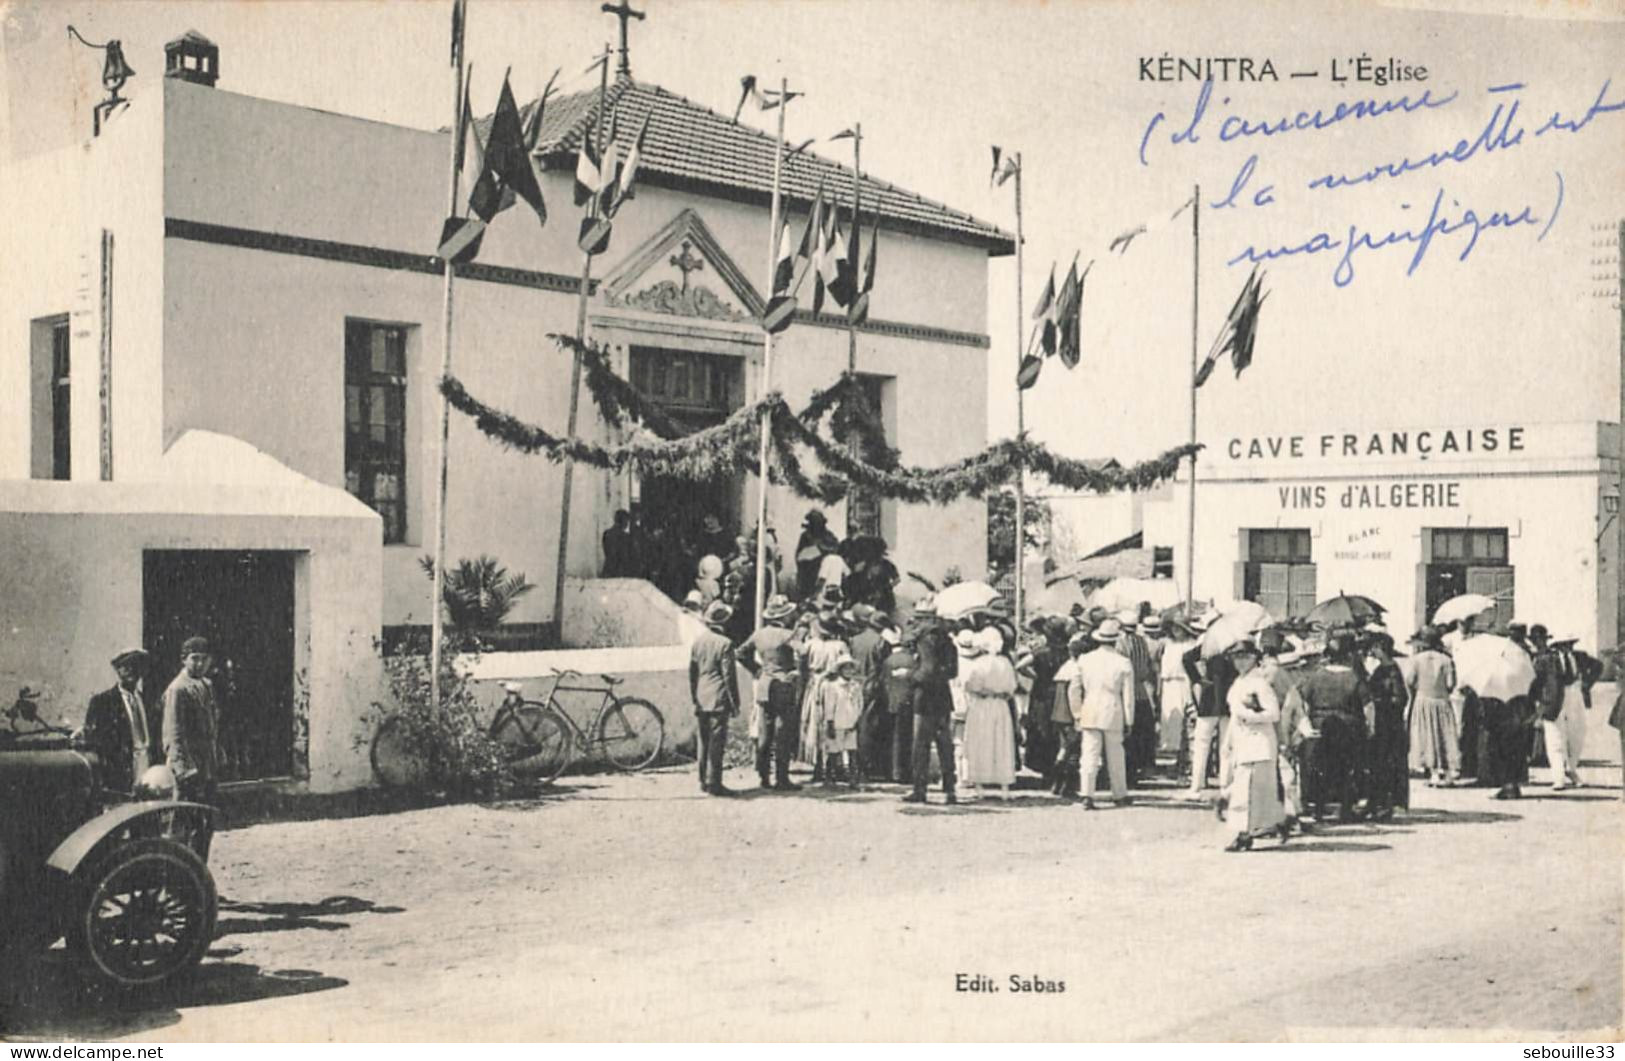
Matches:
[1070,618,1135,810]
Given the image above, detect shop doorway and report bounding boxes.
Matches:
[143,550,299,782]
[1421,528,1513,629]
[1239,528,1317,621]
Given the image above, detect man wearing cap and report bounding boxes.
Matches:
[1115,610,1159,786]
[903,596,959,805]
[1070,619,1134,809]
[162,636,221,811]
[81,648,160,795]
[1530,625,1582,791]
[738,594,802,790]
[883,620,917,784]
[1182,615,1235,799]
[848,604,892,782]
[690,601,743,796]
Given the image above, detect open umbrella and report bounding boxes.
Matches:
[1308,593,1386,629]
[1029,578,1088,617]
[1432,593,1497,627]
[1088,577,1184,615]
[932,579,1000,621]
[1200,602,1275,658]
[1453,634,1536,701]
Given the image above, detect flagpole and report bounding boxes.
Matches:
[430,5,469,713]
[553,45,611,649]
[845,123,861,377]
[1184,182,1200,609]
[754,77,789,631]
[1012,151,1025,627]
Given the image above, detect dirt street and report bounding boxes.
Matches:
[5,714,1622,1042]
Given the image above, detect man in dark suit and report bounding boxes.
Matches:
[689,601,743,796]
[903,597,959,805]
[80,648,159,795]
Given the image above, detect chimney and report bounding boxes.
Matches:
[164,30,218,87]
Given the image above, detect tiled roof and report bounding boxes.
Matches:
[496,76,1014,255]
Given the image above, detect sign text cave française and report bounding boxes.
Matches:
[1228,426,1525,461]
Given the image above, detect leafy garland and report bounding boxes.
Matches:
[444,338,1201,504]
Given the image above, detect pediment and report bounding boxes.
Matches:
[599,209,764,324]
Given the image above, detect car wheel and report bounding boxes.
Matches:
[70,838,218,992]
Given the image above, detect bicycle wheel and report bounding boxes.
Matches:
[492,703,572,784]
[371,716,432,790]
[595,697,664,771]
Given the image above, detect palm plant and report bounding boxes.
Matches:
[419,554,535,631]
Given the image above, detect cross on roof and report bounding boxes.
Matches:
[601,0,645,78]
[669,239,704,292]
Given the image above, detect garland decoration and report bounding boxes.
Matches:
[443,337,1202,504]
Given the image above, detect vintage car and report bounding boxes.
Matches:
[0,693,218,992]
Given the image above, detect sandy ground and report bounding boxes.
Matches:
[4,712,1622,1043]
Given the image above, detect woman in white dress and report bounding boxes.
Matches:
[957,627,1018,799]
[1222,640,1287,851]
[1158,623,1196,756]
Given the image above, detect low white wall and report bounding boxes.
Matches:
[461,603,748,758]
[561,577,682,648]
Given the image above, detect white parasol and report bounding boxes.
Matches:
[932,579,1001,621]
[1087,577,1184,615]
[1199,600,1275,658]
[1453,634,1537,701]
[1432,593,1497,627]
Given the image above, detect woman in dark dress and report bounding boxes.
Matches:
[1360,630,1410,819]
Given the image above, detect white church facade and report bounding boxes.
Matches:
[0,34,1012,790]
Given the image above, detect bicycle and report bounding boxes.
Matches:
[372,670,665,789]
[488,670,664,785]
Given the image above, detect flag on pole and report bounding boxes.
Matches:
[1195,267,1267,387]
[1054,257,1087,369]
[762,219,799,333]
[1032,265,1055,322]
[990,145,1019,187]
[734,75,800,120]
[789,182,825,297]
[827,208,857,309]
[1017,353,1043,390]
[486,73,548,225]
[610,111,652,213]
[438,74,490,263]
[818,209,849,311]
[849,217,879,325]
[574,137,602,207]
[1109,194,1196,255]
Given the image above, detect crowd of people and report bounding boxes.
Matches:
[688,550,1621,853]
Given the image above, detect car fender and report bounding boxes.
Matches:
[46,801,215,876]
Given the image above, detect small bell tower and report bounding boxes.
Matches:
[165,30,218,88]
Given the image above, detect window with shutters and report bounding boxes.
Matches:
[1242,528,1315,620]
[1425,527,1512,629]
[344,319,411,544]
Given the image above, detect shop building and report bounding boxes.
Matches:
[1141,419,1621,650]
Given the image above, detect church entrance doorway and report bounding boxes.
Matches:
[628,346,744,599]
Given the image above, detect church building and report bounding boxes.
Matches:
[0,29,1011,790]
